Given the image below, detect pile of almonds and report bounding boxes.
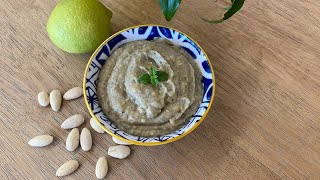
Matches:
[29,87,132,178]
[37,87,83,111]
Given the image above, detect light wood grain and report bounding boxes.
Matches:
[1,0,320,179]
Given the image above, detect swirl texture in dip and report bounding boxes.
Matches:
[97,40,203,137]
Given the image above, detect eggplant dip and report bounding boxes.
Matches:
[97,40,203,137]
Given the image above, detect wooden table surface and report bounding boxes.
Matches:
[1,0,320,179]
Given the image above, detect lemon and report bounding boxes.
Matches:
[47,0,112,54]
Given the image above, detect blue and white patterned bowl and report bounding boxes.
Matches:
[83,25,215,146]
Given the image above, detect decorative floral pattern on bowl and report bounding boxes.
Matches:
[83,25,215,146]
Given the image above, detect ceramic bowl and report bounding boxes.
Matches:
[83,25,215,146]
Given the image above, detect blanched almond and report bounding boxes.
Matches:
[61,114,84,129]
[56,160,79,177]
[63,87,83,100]
[112,136,132,145]
[66,128,79,151]
[37,91,49,107]
[28,135,53,147]
[80,128,92,151]
[90,118,105,134]
[50,90,62,111]
[95,157,108,179]
[108,145,130,159]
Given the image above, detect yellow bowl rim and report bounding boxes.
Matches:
[83,24,215,146]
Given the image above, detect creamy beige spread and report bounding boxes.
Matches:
[97,40,203,137]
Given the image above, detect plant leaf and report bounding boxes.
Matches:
[202,0,245,24]
[138,67,168,86]
[201,18,224,24]
[156,71,169,82]
[138,74,151,84]
[150,77,159,86]
[150,66,157,76]
[159,0,182,21]
[224,0,245,20]
[223,6,232,11]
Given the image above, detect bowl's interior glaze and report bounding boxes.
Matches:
[84,25,214,146]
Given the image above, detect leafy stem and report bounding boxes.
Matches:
[138,66,169,86]
[159,0,182,21]
[201,0,245,24]
[159,0,245,24]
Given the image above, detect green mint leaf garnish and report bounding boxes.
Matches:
[138,74,151,84]
[150,66,157,76]
[150,77,159,86]
[138,66,168,86]
[156,71,169,82]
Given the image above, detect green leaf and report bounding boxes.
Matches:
[138,74,151,84]
[223,6,232,11]
[150,77,159,86]
[156,71,169,82]
[224,0,245,20]
[150,66,157,76]
[201,18,224,24]
[159,0,182,21]
[138,66,168,86]
[202,0,245,24]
